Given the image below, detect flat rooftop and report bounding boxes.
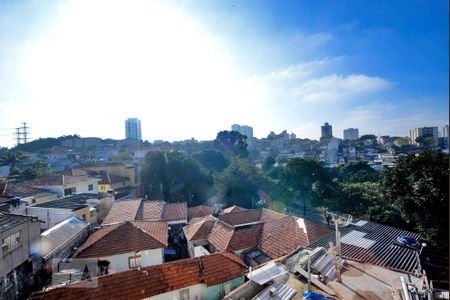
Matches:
[33,193,102,210]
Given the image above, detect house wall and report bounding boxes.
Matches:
[99,248,164,274]
[97,196,113,222]
[80,165,139,187]
[16,206,73,230]
[36,179,99,197]
[98,183,110,193]
[187,240,209,258]
[143,277,244,300]
[0,217,41,277]
[73,206,96,224]
[145,284,203,300]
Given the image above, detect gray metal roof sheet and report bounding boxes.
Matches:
[308,220,421,274]
[252,282,297,300]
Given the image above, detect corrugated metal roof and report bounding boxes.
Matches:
[247,262,287,285]
[252,282,297,300]
[308,220,421,274]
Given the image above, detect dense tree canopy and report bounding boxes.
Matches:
[381,150,449,252]
[337,161,379,183]
[13,135,80,152]
[193,150,228,175]
[213,130,249,159]
[0,150,24,175]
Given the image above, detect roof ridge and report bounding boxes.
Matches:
[75,222,124,256]
[132,221,168,246]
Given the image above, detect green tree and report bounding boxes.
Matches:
[263,156,276,172]
[213,131,249,159]
[0,150,24,175]
[381,150,449,252]
[193,150,228,175]
[338,161,379,183]
[214,159,259,208]
[141,151,169,200]
[282,158,332,218]
[23,161,54,177]
[415,134,435,149]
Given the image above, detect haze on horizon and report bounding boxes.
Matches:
[0,0,448,147]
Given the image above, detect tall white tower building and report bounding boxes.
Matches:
[125,118,142,141]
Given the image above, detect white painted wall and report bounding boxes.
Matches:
[144,284,203,300]
[36,179,99,197]
[100,248,164,274]
[13,206,73,230]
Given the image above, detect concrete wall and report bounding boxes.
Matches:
[146,284,203,300]
[36,179,99,197]
[100,248,164,274]
[15,206,73,230]
[0,217,41,277]
[187,240,209,258]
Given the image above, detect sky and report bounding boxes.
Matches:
[0,0,448,147]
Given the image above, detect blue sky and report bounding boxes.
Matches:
[0,0,448,146]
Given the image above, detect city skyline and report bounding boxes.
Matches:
[0,0,448,147]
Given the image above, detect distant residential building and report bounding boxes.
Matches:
[77,161,140,188]
[125,118,142,141]
[19,173,100,197]
[443,125,449,138]
[321,122,333,139]
[289,132,297,140]
[60,137,102,149]
[326,137,340,165]
[343,128,359,140]
[231,124,253,145]
[0,213,41,300]
[379,135,391,145]
[409,127,438,146]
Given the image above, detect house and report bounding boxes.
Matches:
[0,180,58,212]
[76,162,140,187]
[73,221,168,274]
[15,193,113,230]
[97,173,130,193]
[19,174,100,197]
[102,199,187,227]
[0,213,42,300]
[41,216,90,263]
[183,208,332,264]
[31,252,248,300]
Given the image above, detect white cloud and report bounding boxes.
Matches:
[290,74,391,103]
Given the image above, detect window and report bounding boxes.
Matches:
[179,289,190,300]
[2,231,21,256]
[88,184,94,191]
[81,214,86,221]
[64,187,75,196]
[128,255,141,269]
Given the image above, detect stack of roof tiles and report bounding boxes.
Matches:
[102,199,187,225]
[75,221,168,258]
[183,208,332,260]
[31,253,248,300]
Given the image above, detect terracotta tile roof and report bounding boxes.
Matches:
[75,221,167,258]
[183,216,217,241]
[101,199,141,226]
[163,202,187,221]
[142,200,165,220]
[208,221,234,251]
[259,208,286,222]
[61,168,89,177]
[218,209,261,226]
[227,223,263,252]
[188,205,215,219]
[102,199,187,225]
[31,253,247,300]
[223,205,248,213]
[258,217,332,258]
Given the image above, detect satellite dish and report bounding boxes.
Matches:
[327,212,352,227]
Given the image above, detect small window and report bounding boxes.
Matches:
[88,184,94,191]
[128,255,141,269]
[64,187,75,195]
[179,289,190,300]
[2,231,21,256]
[81,214,86,221]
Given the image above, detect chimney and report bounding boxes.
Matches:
[269,287,277,297]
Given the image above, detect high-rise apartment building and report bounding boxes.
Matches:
[409,127,438,146]
[343,128,359,141]
[125,118,142,141]
[321,122,333,139]
[231,124,253,144]
[443,125,449,138]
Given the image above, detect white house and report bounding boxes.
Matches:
[74,221,168,274]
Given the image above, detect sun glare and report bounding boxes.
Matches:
[22,0,251,140]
